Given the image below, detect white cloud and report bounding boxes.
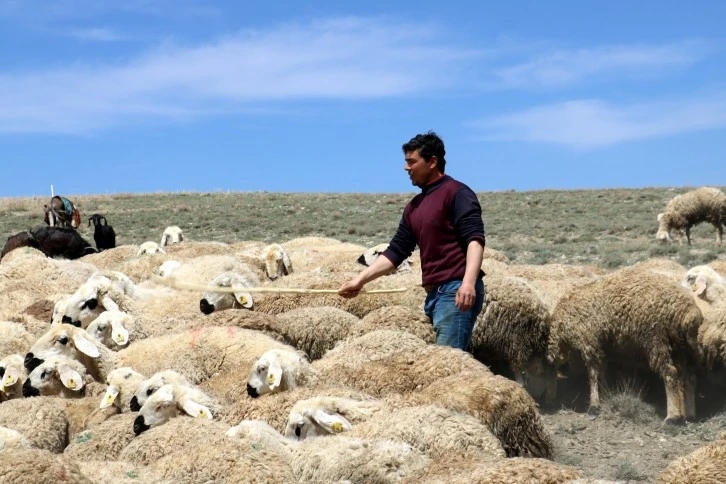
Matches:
[472,93,726,149]
[0,17,473,134]
[494,41,712,89]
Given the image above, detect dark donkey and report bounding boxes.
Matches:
[44,196,81,229]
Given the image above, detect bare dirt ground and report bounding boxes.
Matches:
[541,369,726,483]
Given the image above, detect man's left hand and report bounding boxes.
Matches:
[455,281,476,312]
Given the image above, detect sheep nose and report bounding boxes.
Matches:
[246,384,259,398]
[22,379,40,397]
[133,415,150,435]
[24,353,42,372]
[199,299,214,315]
[129,396,141,412]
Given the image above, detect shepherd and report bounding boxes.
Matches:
[44,196,81,229]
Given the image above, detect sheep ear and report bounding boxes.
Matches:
[693,276,708,296]
[110,319,130,346]
[100,385,119,409]
[72,332,100,358]
[2,366,20,387]
[234,290,253,309]
[266,360,283,390]
[657,213,664,222]
[59,366,84,391]
[180,398,213,419]
[100,295,119,312]
[310,409,352,434]
[282,253,293,276]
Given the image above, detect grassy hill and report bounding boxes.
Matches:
[2,186,725,268]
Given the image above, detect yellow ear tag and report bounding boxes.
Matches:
[2,375,13,387]
[115,334,125,342]
[67,379,77,389]
[105,394,115,404]
[331,422,344,433]
[237,295,248,305]
[198,408,210,418]
[267,374,276,385]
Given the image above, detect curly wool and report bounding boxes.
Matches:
[348,305,435,344]
[275,306,360,360]
[657,187,726,244]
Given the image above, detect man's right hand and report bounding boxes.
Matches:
[338,279,364,298]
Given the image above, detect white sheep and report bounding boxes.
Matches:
[0,354,27,402]
[262,243,294,280]
[128,369,193,412]
[99,367,147,412]
[656,186,726,245]
[60,270,138,328]
[284,396,382,440]
[84,310,139,350]
[137,240,166,256]
[132,382,219,435]
[160,225,184,247]
[681,264,726,304]
[358,242,412,273]
[22,354,89,398]
[246,348,318,398]
[158,259,182,277]
[198,271,259,315]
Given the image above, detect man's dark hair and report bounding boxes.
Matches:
[402,131,446,173]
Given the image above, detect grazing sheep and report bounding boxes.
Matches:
[160,225,184,247]
[87,213,116,251]
[656,187,726,245]
[347,305,435,343]
[0,354,27,402]
[132,382,220,435]
[262,243,294,280]
[22,354,89,398]
[0,230,39,261]
[358,243,412,273]
[657,433,726,483]
[246,348,318,398]
[547,267,703,423]
[199,270,260,314]
[128,369,193,411]
[136,241,165,256]
[99,367,146,412]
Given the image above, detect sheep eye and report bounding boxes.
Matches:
[58,336,69,345]
[146,387,155,396]
[40,370,49,379]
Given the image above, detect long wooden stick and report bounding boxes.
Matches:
[152,276,408,294]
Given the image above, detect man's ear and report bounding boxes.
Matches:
[428,155,438,169]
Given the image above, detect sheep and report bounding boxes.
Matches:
[85,310,144,350]
[76,460,164,483]
[136,241,165,256]
[0,230,39,261]
[160,225,184,247]
[0,426,33,451]
[59,270,139,328]
[0,354,27,402]
[346,305,435,343]
[274,306,360,360]
[87,213,116,251]
[284,395,381,440]
[656,433,726,483]
[128,369,193,411]
[63,413,138,461]
[358,242,412,273]
[0,448,92,483]
[132,382,220,435]
[99,367,146,412]
[22,354,89,398]
[289,435,429,484]
[158,259,182,277]
[470,274,555,403]
[681,264,726,304]
[198,270,259,314]
[25,323,116,382]
[246,348,318,398]
[262,242,294,280]
[226,419,296,460]
[656,186,726,245]
[0,321,35,356]
[0,397,69,452]
[547,267,704,423]
[401,452,583,484]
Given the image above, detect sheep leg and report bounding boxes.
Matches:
[587,364,601,415]
[685,226,692,246]
[663,375,686,425]
[716,224,723,246]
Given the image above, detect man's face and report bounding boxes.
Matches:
[404,150,438,188]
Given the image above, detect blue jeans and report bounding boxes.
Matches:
[424,279,485,350]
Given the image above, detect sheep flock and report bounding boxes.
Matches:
[0,189,725,483]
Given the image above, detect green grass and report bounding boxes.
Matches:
[2,186,725,269]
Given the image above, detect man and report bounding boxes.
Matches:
[339,131,486,350]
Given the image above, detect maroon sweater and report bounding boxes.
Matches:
[382,175,486,286]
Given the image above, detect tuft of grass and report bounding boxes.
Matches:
[602,379,659,425]
[613,460,647,481]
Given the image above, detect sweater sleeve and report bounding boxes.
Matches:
[382,213,416,267]
[452,187,485,247]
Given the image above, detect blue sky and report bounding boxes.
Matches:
[1,0,725,196]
